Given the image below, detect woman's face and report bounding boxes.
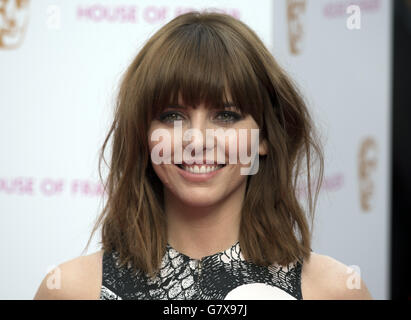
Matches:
[147,91,267,209]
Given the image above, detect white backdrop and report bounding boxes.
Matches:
[0,0,391,299]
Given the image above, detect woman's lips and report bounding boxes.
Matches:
[174,163,226,182]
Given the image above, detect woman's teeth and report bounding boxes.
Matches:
[177,164,225,174]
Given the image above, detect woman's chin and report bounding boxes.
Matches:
[177,192,223,208]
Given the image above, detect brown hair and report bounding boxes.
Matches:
[83,10,324,277]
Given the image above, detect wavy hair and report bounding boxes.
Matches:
[83,10,324,278]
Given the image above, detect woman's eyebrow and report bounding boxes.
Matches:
[167,102,237,109]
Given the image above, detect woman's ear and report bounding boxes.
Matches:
[259,138,268,156]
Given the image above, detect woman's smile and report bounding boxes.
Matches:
[174,162,227,183]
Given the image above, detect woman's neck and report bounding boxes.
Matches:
[164,180,246,260]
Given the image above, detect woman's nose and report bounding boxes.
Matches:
[183,112,206,144]
[181,111,215,159]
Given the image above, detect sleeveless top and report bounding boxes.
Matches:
[99,241,304,300]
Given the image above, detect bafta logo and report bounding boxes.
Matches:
[0,0,30,50]
[287,0,306,55]
[358,137,378,212]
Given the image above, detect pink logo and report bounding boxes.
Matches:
[76,5,241,24]
[0,177,105,197]
[77,5,138,23]
[323,0,380,18]
[296,172,345,199]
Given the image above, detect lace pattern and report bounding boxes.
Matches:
[100,242,303,300]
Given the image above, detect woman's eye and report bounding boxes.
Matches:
[215,111,242,122]
[158,110,243,124]
[158,111,184,123]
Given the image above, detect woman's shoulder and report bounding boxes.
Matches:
[301,251,373,300]
[33,250,104,300]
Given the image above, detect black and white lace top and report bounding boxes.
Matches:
[99,241,304,300]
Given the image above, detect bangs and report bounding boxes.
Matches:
[140,20,266,126]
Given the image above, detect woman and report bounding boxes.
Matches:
[34,11,373,300]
